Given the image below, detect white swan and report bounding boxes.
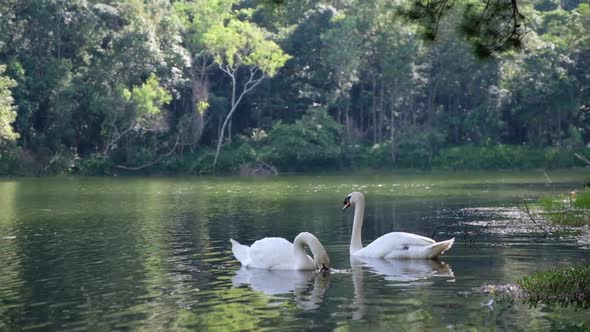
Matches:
[230,232,331,271]
[343,191,454,259]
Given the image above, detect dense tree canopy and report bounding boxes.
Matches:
[0,0,588,175]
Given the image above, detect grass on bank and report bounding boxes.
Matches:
[539,189,590,227]
[517,265,590,309]
[518,190,590,308]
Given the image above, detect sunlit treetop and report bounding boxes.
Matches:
[0,65,19,143]
[203,12,292,77]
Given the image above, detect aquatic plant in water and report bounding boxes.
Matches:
[517,265,590,309]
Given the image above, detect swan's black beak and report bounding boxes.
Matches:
[320,263,330,272]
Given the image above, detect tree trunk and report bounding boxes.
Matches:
[359,85,364,136]
[190,56,210,147]
[378,81,384,143]
[345,97,351,141]
[390,90,396,164]
[228,118,232,144]
[213,66,265,171]
[371,77,377,145]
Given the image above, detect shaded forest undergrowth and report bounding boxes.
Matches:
[1,141,589,176]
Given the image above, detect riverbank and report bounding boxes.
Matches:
[481,189,590,308]
[1,144,589,176]
[483,265,590,309]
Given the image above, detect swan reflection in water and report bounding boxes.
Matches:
[232,268,331,310]
[353,256,454,285]
[350,257,454,320]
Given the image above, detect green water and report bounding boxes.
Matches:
[1,170,589,331]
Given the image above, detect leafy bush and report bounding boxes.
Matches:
[0,143,20,176]
[574,189,590,209]
[74,154,114,175]
[518,265,590,308]
[538,189,590,227]
[359,128,445,169]
[341,144,370,169]
[261,106,342,171]
[169,139,257,175]
[434,145,590,170]
[1,145,71,176]
[394,129,445,169]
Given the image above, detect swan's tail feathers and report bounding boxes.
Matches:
[429,237,455,258]
[230,238,250,265]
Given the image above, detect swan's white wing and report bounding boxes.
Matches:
[247,237,295,269]
[355,232,436,258]
[389,232,437,245]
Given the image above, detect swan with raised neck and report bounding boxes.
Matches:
[343,191,454,259]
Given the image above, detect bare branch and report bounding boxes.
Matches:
[522,200,549,237]
[212,65,267,171]
[575,153,590,166]
[114,129,183,171]
[469,222,490,247]
[103,121,135,160]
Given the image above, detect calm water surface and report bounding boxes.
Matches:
[1,171,589,331]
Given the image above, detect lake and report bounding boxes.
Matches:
[1,170,589,331]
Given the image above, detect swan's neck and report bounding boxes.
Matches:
[293,242,309,267]
[293,233,317,268]
[350,198,365,254]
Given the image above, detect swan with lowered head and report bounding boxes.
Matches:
[230,232,330,271]
[343,192,454,259]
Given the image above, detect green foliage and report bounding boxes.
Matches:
[518,265,590,308]
[341,144,370,170]
[574,189,590,209]
[121,73,172,130]
[153,137,259,175]
[396,129,445,169]
[203,16,291,77]
[74,155,114,176]
[402,0,526,57]
[123,73,172,117]
[539,189,590,227]
[0,65,19,143]
[434,145,590,170]
[0,143,20,176]
[0,0,589,175]
[262,106,342,171]
[363,128,446,170]
[174,0,236,51]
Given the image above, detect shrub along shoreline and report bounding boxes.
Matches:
[1,142,589,176]
[484,189,590,308]
[484,265,590,309]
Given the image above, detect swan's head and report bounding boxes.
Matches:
[314,249,331,273]
[343,191,364,211]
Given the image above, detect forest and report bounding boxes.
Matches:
[0,0,589,175]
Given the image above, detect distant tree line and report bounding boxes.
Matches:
[0,0,589,175]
